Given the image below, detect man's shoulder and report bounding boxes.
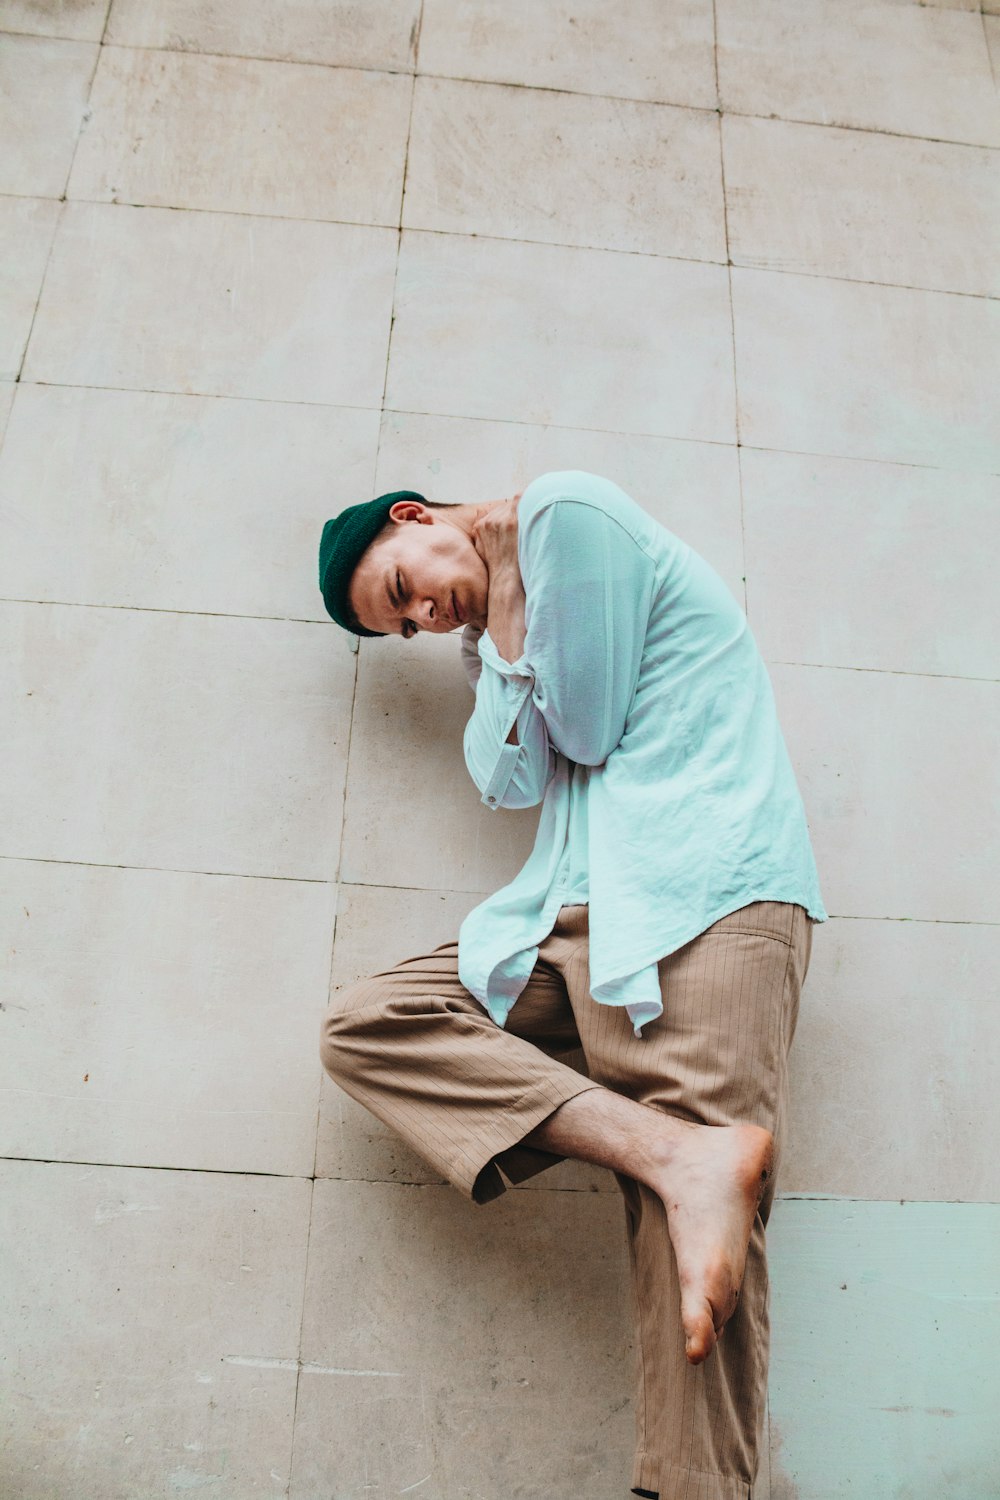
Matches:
[519,471,655,543]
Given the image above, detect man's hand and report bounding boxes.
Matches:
[471,493,523,582]
[472,496,527,732]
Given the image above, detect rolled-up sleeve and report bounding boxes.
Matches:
[463,630,555,810]
[520,496,655,766]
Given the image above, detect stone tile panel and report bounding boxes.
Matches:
[387,231,736,441]
[0,0,108,39]
[741,448,1000,679]
[0,602,354,879]
[292,1179,633,1496]
[418,0,717,108]
[0,34,98,196]
[717,0,1000,147]
[785,917,999,1200]
[732,268,1000,471]
[0,1159,310,1500]
[0,383,380,619]
[104,0,421,71]
[404,76,726,261]
[768,1199,1000,1497]
[0,859,335,1175]
[70,46,412,225]
[725,113,1000,298]
[24,201,398,406]
[771,663,1000,924]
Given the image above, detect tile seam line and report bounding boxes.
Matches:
[0,1154,623,1192]
[11,204,61,385]
[35,195,1000,302]
[0,853,332,884]
[377,3,422,413]
[0,1161,990,1206]
[4,600,1000,683]
[0,31,421,79]
[4,859,997,922]
[17,28,1000,152]
[713,0,746,620]
[8,21,102,385]
[11,29,998,152]
[984,7,1000,90]
[9,383,1000,473]
[58,29,104,200]
[0,1154,314,1179]
[0,595,339,624]
[286,1174,315,1498]
[12,378,384,414]
[769,659,1000,683]
[7,381,1000,468]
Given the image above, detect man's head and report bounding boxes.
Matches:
[319,492,489,639]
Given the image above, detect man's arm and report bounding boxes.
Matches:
[520,494,656,766]
[460,497,555,809]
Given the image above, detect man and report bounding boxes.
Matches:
[317,470,825,1499]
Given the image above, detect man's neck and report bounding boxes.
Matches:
[440,498,507,540]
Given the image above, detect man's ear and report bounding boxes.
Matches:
[387,500,432,525]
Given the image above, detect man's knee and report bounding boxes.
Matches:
[318,976,387,1084]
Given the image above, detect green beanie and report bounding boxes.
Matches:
[318,491,426,636]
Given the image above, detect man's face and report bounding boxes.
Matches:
[348,503,489,638]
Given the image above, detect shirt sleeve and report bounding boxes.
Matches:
[462,630,556,811]
[459,624,484,691]
[520,497,655,767]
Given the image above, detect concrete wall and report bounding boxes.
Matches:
[1,2,998,1496]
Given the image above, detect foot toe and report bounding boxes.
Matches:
[681,1293,717,1365]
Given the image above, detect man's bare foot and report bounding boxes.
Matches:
[521,1089,772,1366]
[648,1121,773,1365]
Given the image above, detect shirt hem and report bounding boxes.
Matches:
[590,889,826,1001]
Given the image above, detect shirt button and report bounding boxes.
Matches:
[487,795,496,804]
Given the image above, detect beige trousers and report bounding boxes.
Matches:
[320,899,813,1500]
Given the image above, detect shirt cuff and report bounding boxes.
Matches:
[480,742,525,808]
[477,629,532,682]
[473,632,534,808]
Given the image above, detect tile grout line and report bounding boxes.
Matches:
[3,855,999,924]
[16,189,998,304]
[57,23,104,201]
[2,597,999,682]
[3,27,998,153]
[0,852,334,884]
[713,0,751,625]
[12,208,61,385]
[376,0,423,419]
[9,380,1000,476]
[10,17,106,383]
[0,1157,991,1206]
[307,12,427,1111]
[284,1172,315,1499]
[984,5,999,86]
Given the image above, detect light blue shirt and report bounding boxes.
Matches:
[458,471,827,1037]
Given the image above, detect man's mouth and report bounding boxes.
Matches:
[451,591,463,626]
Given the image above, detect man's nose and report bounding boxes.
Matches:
[416,597,439,629]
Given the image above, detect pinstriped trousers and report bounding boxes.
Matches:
[319,899,813,1500]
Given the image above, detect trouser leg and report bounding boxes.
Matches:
[319,929,601,1204]
[566,902,813,1500]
